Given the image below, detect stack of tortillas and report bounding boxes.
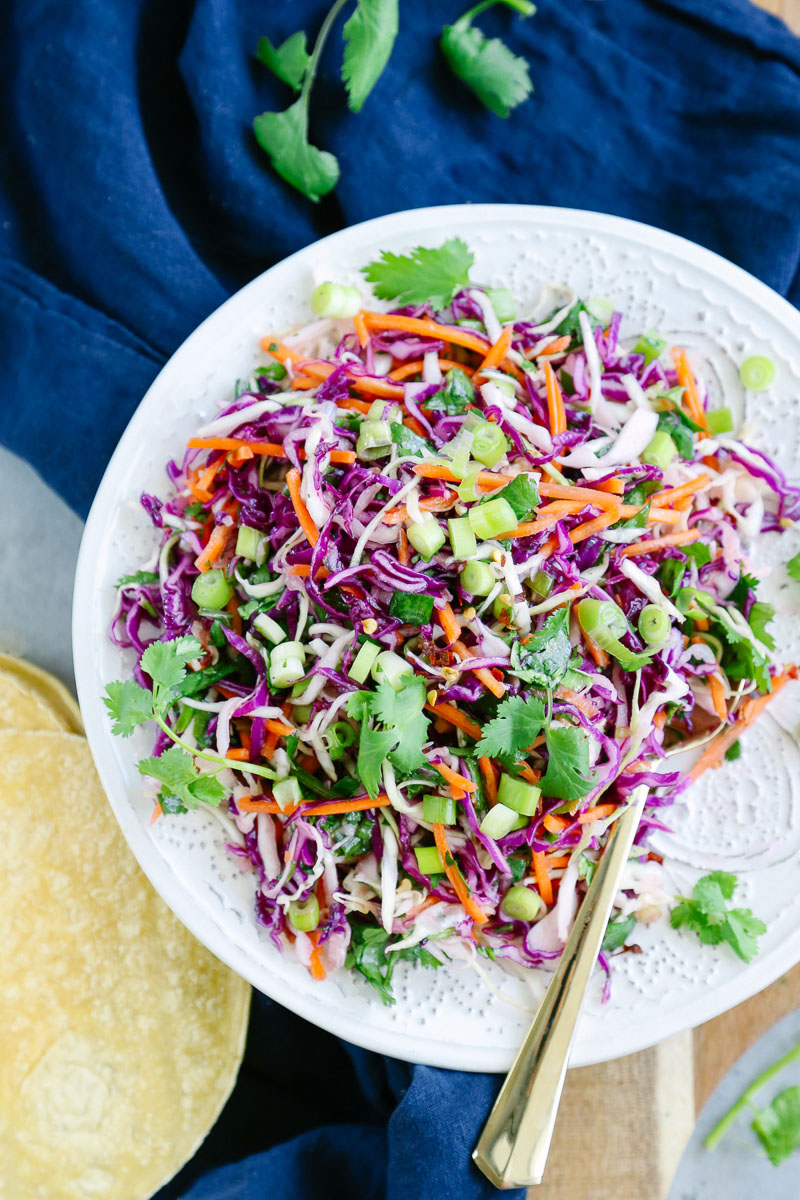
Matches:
[0,654,251,1199]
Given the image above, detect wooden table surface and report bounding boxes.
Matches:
[528,4,800,1194]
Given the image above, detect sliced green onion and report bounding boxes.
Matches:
[448,516,478,559]
[496,472,541,520]
[388,591,435,625]
[528,569,553,600]
[414,845,445,875]
[641,431,677,470]
[576,598,651,671]
[253,612,287,644]
[310,282,361,319]
[460,560,495,596]
[191,569,233,610]
[371,650,413,689]
[501,885,544,922]
[292,704,313,724]
[356,419,392,460]
[457,463,484,502]
[287,894,320,932]
[493,594,513,622]
[471,421,508,468]
[348,640,381,684]
[422,795,457,825]
[367,399,387,421]
[497,773,541,817]
[439,430,474,479]
[586,296,614,325]
[291,679,310,698]
[273,777,302,811]
[479,802,522,840]
[269,641,307,688]
[675,587,715,617]
[235,525,262,561]
[633,331,667,366]
[638,604,670,646]
[739,355,776,392]
[325,720,357,760]
[468,496,517,540]
[485,287,516,323]
[706,407,734,435]
[407,519,446,560]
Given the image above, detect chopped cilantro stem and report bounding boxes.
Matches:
[705,1039,800,1151]
[153,711,275,781]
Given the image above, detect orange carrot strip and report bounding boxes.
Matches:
[350,376,405,401]
[618,529,702,559]
[672,347,710,431]
[336,397,373,414]
[286,467,319,546]
[187,468,213,503]
[388,357,475,382]
[265,719,295,737]
[262,730,279,761]
[532,335,571,358]
[307,931,327,981]
[362,311,491,356]
[149,801,163,825]
[383,490,458,524]
[286,564,331,579]
[260,338,303,363]
[546,855,571,870]
[585,634,611,669]
[433,762,477,793]
[425,700,481,740]
[226,595,243,637]
[562,505,621,550]
[188,438,355,464]
[689,671,795,782]
[650,474,711,507]
[478,756,498,806]
[197,460,221,497]
[474,326,513,382]
[577,803,618,824]
[543,812,570,834]
[236,794,391,816]
[544,359,566,435]
[532,851,554,906]
[432,823,488,924]
[538,482,623,510]
[225,748,251,761]
[517,762,542,785]
[437,602,462,646]
[397,527,410,567]
[592,477,625,495]
[709,675,728,722]
[452,639,507,699]
[353,311,369,348]
[194,523,233,572]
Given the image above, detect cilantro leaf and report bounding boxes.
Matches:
[253,97,339,203]
[540,725,595,802]
[103,680,153,737]
[321,812,374,859]
[391,422,435,457]
[356,721,397,799]
[345,920,440,1004]
[748,600,776,651]
[475,694,545,760]
[138,746,227,811]
[362,238,474,309]
[787,551,800,582]
[728,570,760,608]
[342,0,399,113]
[427,368,474,413]
[140,636,202,694]
[615,501,650,531]
[441,1,535,119]
[372,676,430,775]
[601,913,636,953]
[656,410,699,459]
[115,570,159,589]
[670,871,766,963]
[510,607,571,689]
[751,1086,800,1166]
[256,31,310,91]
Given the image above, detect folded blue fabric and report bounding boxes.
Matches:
[2,1,799,1197]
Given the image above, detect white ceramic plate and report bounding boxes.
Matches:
[73,205,800,1071]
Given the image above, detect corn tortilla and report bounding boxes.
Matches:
[0,669,67,733]
[0,653,84,734]
[0,731,250,1200]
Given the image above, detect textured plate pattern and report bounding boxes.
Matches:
[73,206,800,1071]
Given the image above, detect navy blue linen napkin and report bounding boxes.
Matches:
[2,2,799,1197]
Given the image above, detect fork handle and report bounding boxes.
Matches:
[472,785,649,1189]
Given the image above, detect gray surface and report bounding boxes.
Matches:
[668,1009,800,1198]
[0,447,83,689]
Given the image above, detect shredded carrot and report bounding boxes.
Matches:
[653,709,667,730]
[226,595,243,637]
[237,793,392,816]
[228,445,255,467]
[353,311,369,348]
[532,851,554,906]
[533,335,571,359]
[452,639,507,699]
[592,477,625,496]
[397,527,410,567]
[389,358,474,381]
[411,462,514,489]
[149,800,163,825]
[403,415,428,438]
[188,437,355,464]
[260,338,303,363]
[651,474,711,508]
[618,528,702,559]
[672,347,710,431]
[197,459,221,497]
[336,397,373,414]
[265,719,295,737]
[425,700,481,740]
[307,931,327,980]
[437,602,462,646]
[194,522,233,572]
[286,467,319,546]
[474,326,513,382]
[689,670,797,781]
[540,504,621,559]
[694,616,710,632]
[543,812,570,834]
[350,376,405,401]
[543,359,566,436]
[433,762,477,794]
[538,482,622,511]
[262,730,279,761]
[478,756,498,806]
[225,748,251,761]
[361,311,491,356]
[286,564,331,579]
[406,894,443,920]
[432,823,488,924]
[616,503,682,527]
[585,634,611,669]
[577,803,618,824]
[516,761,542,784]
[383,490,458,524]
[709,675,728,721]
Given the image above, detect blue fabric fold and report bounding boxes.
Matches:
[2,2,799,1197]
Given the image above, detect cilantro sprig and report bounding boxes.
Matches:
[705,1037,800,1165]
[346,918,441,1004]
[346,675,430,797]
[103,635,275,812]
[670,871,766,963]
[362,239,475,309]
[441,0,536,118]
